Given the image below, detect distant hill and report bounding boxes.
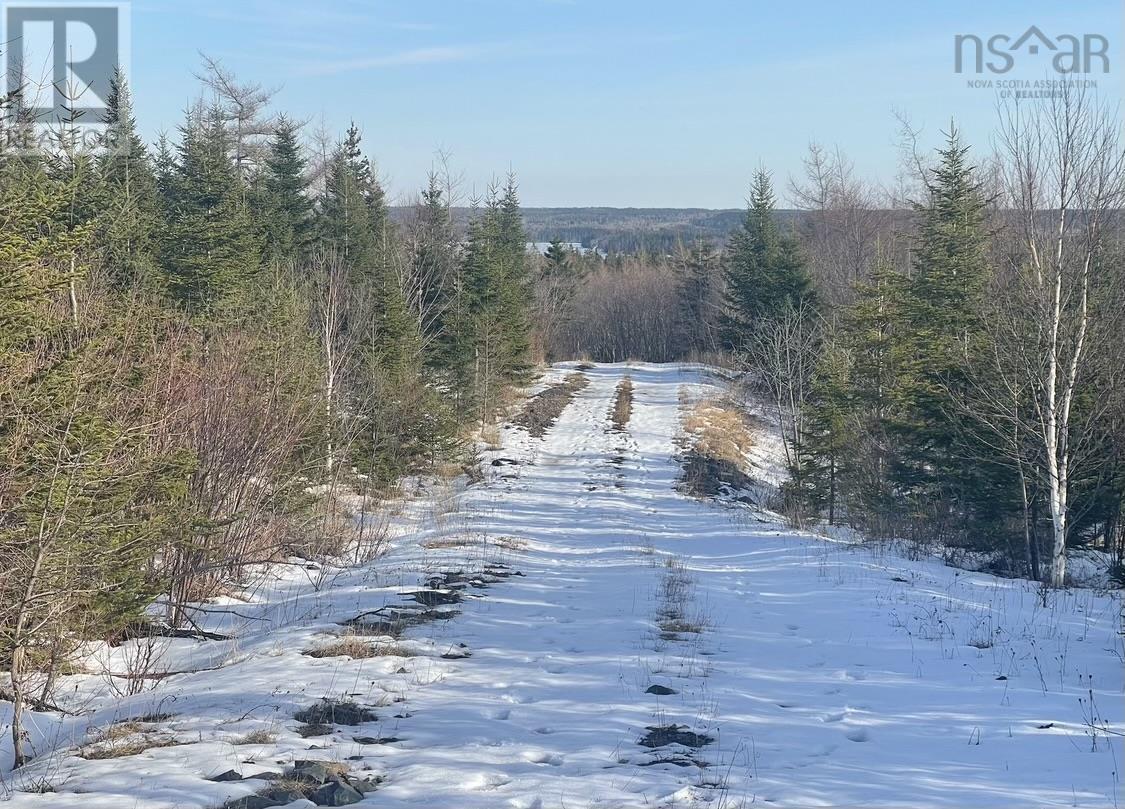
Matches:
[390,206,804,255]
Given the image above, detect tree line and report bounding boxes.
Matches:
[0,64,535,766]
[538,89,1125,591]
[715,92,1122,589]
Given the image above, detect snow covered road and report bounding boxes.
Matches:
[4,363,1122,808]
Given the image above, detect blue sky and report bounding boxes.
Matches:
[125,0,1123,207]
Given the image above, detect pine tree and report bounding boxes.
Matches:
[160,107,260,319]
[260,116,313,265]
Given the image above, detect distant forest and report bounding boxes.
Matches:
[390,206,801,255]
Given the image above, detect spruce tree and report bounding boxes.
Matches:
[412,173,458,352]
[792,337,851,524]
[160,107,260,319]
[544,239,570,277]
[722,169,815,346]
[677,238,719,354]
[96,69,162,290]
[318,123,387,279]
[260,116,313,265]
[892,128,994,512]
[494,176,533,379]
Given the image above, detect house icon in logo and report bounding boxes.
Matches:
[955,25,1110,75]
[1009,26,1057,56]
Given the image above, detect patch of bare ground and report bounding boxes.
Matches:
[79,722,182,760]
[303,635,416,659]
[512,372,589,438]
[609,376,634,431]
[420,534,527,552]
[678,393,757,501]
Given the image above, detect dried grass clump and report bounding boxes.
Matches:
[80,724,181,759]
[304,635,416,659]
[682,397,755,466]
[610,377,634,431]
[232,729,276,745]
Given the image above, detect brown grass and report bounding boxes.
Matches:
[421,534,526,552]
[681,397,755,465]
[80,727,181,760]
[610,377,634,431]
[232,729,276,745]
[678,395,757,501]
[304,635,416,659]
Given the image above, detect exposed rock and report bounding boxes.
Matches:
[639,724,714,749]
[406,589,462,607]
[353,736,401,745]
[294,699,376,727]
[309,780,363,806]
[211,770,244,782]
[645,684,678,696]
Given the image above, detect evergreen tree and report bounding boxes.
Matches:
[544,239,570,277]
[792,336,852,524]
[677,238,719,354]
[412,173,458,352]
[446,178,534,419]
[0,163,187,767]
[260,116,313,265]
[722,169,816,346]
[318,122,386,279]
[160,107,260,318]
[891,127,997,522]
[494,176,533,378]
[96,69,162,289]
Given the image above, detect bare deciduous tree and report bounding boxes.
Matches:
[986,84,1125,586]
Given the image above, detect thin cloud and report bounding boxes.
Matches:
[299,45,490,76]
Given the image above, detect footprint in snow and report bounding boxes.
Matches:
[821,710,846,723]
[845,727,871,742]
[489,707,512,720]
[521,750,563,766]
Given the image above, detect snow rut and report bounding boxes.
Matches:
[7,363,1121,809]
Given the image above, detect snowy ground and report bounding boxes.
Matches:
[2,363,1122,808]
